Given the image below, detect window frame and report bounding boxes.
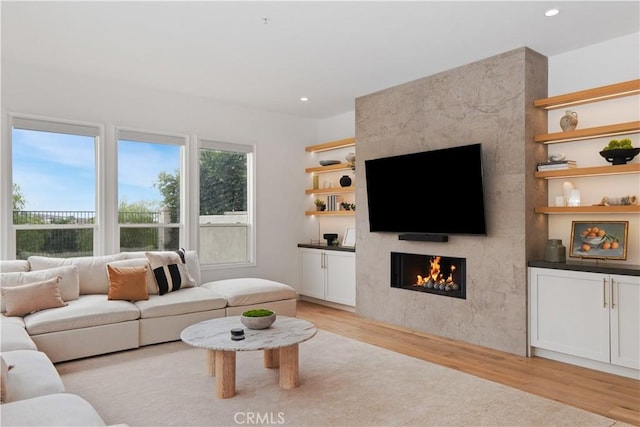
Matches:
[196,138,256,268]
[5,113,104,259]
[114,127,190,253]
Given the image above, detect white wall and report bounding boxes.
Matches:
[547,33,640,264]
[0,60,317,286]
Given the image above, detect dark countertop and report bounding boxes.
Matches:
[528,260,640,276]
[297,243,355,253]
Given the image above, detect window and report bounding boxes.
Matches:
[117,129,186,252]
[199,140,254,266]
[10,116,100,259]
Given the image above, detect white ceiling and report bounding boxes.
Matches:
[2,1,639,119]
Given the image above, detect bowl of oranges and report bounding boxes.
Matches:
[579,226,619,251]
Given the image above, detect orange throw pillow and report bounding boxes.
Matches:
[107,265,149,301]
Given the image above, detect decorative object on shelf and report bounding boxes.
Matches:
[240,309,276,330]
[559,109,578,131]
[549,153,566,162]
[562,181,575,204]
[340,202,352,211]
[319,160,341,166]
[346,152,356,170]
[342,227,356,248]
[323,233,338,246]
[569,221,629,260]
[312,175,319,189]
[596,195,638,206]
[599,139,639,165]
[314,199,326,211]
[567,189,581,207]
[543,239,566,263]
[339,175,352,187]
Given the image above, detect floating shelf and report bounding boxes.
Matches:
[304,211,355,217]
[534,121,640,144]
[535,205,640,214]
[305,137,355,152]
[534,163,640,179]
[305,187,354,195]
[534,79,640,110]
[305,163,353,173]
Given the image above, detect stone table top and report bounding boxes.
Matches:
[180,315,317,351]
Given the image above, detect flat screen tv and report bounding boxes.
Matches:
[364,143,487,236]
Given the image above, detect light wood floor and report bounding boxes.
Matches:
[296,300,640,426]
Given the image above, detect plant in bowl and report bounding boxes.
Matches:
[599,138,640,165]
[314,199,326,211]
[241,309,276,330]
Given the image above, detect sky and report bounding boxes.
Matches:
[12,129,179,212]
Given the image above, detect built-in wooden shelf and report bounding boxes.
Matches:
[305,163,353,173]
[535,205,640,214]
[534,121,640,144]
[304,210,355,217]
[305,187,354,195]
[533,81,640,217]
[534,79,640,110]
[534,163,640,179]
[305,137,355,152]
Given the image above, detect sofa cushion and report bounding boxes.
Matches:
[0,355,11,403]
[145,251,195,295]
[0,319,38,352]
[0,260,30,273]
[134,286,227,318]
[200,278,298,307]
[0,265,80,312]
[1,277,68,317]
[107,258,158,295]
[0,393,106,426]
[1,350,65,402]
[28,254,126,295]
[106,264,149,301]
[23,294,140,335]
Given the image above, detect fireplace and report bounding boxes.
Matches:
[390,252,466,299]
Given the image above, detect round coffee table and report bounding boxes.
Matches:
[180,315,317,398]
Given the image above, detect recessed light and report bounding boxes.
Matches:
[300,97,309,102]
[545,8,559,17]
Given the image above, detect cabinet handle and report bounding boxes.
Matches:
[603,278,607,308]
[611,278,615,308]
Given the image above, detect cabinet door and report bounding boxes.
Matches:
[298,249,326,300]
[529,268,610,363]
[610,274,640,370]
[325,251,356,306]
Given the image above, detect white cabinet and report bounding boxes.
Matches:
[529,267,639,377]
[298,247,355,307]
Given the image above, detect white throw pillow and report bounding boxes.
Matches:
[0,265,79,313]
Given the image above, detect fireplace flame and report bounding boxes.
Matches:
[414,256,460,292]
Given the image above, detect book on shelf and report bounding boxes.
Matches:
[537,160,577,171]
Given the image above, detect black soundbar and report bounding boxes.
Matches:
[398,233,449,242]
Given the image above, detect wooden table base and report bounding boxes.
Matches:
[205,344,300,398]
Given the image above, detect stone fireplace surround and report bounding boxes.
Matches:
[354,47,548,356]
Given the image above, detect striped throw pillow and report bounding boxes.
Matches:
[145,250,195,295]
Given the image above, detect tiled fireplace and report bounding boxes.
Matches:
[390,252,466,299]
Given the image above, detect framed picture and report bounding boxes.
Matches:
[569,221,629,260]
[342,227,356,248]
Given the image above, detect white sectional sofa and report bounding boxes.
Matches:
[0,250,298,425]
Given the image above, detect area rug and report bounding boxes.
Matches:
[57,330,626,427]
